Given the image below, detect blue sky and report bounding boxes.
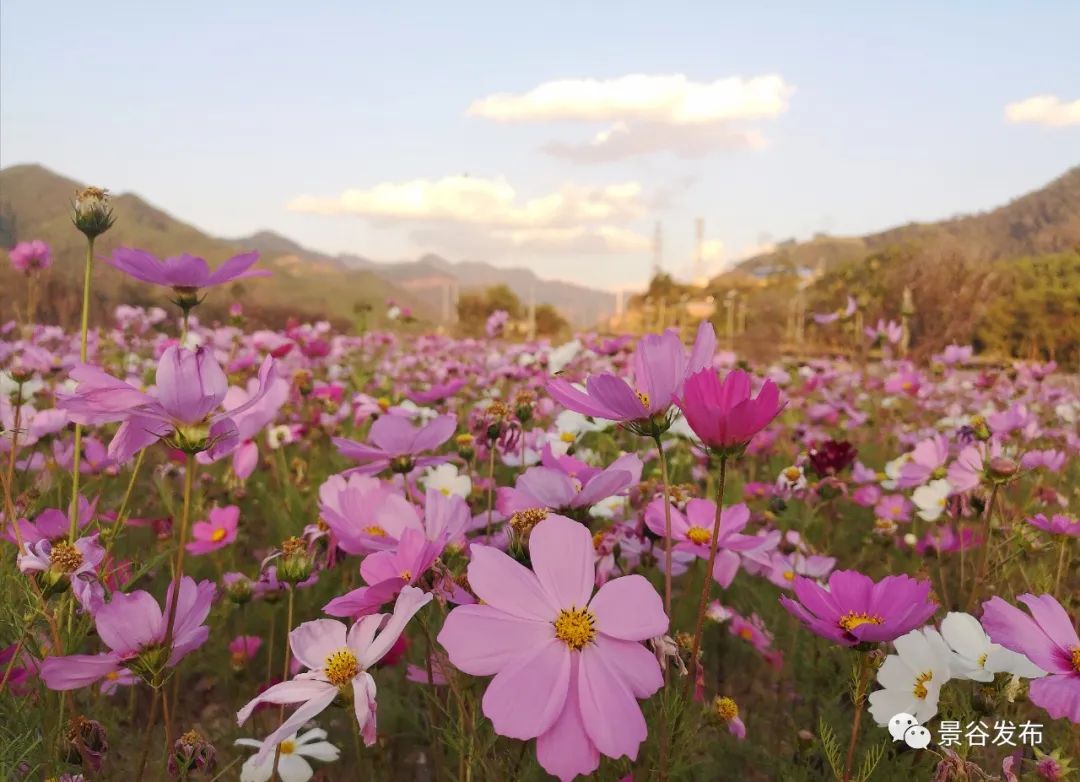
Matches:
[2,1,1078,290]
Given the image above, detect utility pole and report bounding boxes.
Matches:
[652,221,663,278]
[694,217,705,285]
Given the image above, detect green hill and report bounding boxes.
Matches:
[0,164,428,329]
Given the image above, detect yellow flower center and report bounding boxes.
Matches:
[977,653,988,668]
[279,740,295,755]
[686,526,711,545]
[913,670,933,700]
[783,467,801,481]
[553,607,596,651]
[714,696,739,722]
[509,508,549,536]
[635,389,650,409]
[838,611,885,632]
[1071,647,1080,674]
[211,528,227,542]
[783,570,796,582]
[376,397,391,411]
[363,525,387,537]
[399,570,413,582]
[324,648,360,686]
[592,531,606,550]
[104,671,120,681]
[439,487,451,496]
[560,431,577,443]
[49,541,84,573]
[738,627,754,641]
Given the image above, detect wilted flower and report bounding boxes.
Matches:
[167,729,217,778]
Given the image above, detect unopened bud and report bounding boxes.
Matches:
[988,456,1018,480]
[72,187,115,239]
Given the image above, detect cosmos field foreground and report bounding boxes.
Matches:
[1,221,1078,782]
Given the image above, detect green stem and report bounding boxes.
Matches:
[69,237,94,540]
[271,586,296,780]
[162,454,196,652]
[843,653,873,782]
[968,483,999,611]
[652,434,674,616]
[1054,536,1070,597]
[686,454,728,698]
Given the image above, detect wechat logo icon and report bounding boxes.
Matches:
[888,713,931,750]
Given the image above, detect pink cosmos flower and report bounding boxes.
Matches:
[318,474,421,554]
[897,435,950,488]
[547,322,715,426]
[186,505,240,555]
[106,248,269,291]
[874,494,913,523]
[57,346,277,463]
[4,495,94,546]
[229,635,263,669]
[8,240,52,272]
[40,577,215,690]
[780,570,937,647]
[332,414,456,476]
[198,370,291,480]
[644,499,761,587]
[323,529,443,618]
[813,295,856,324]
[764,551,836,590]
[980,594,1079,723]
[946,441,1003,494]
[1020,450,1066,472]
[1025,514,1080,538]
[18,534,106,613]
[437,515,668,782]
[236,586,433,764]
[498,452,642,517]
[676,368,783,453]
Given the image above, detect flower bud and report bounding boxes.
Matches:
[167,730,217,778]
[224,574,253,605]
[969,415,991,442]
[277,536,313,584]
[71,187,115,240]
[988,456,1018,480]
[455,433,475,462]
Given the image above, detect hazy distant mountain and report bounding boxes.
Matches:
[722,165,1080,280]
[339,253,615,326]
[1,164,616,328]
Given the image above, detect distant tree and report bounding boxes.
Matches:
[534,303,569,337]
[456,284,524,337]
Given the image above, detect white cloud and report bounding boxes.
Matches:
[1004,95,1080,127]
[544,122,767,162]
[468,74,793,124]
[287,176,645,227]
[489,224,652,254]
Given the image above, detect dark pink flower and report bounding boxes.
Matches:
[780,570,937,647]
[186,506,240,555]
[106,248,268,291]
[676,369,783,453]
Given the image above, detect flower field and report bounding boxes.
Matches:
[1,213,1078,781]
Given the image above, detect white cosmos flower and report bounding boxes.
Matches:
[868,627,953,726]
[548,339,582,374]
[880,454,910,490]
[421,463,471,498]
[912,479,952,521]
[939,612,1047,683]
[237,728,340,782]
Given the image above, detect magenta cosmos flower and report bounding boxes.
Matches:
[437,514,668,782]
[332,414,456,476]
[779,570,937,647]
[547,322,715,428]
[324,529,443,618]
[58,346,277,463]
[643,499,760,587]
[236,586,432,764]
[318,473,422,554]
[1025,513,1080,538]
[9,240,52,272]
[40,577,215,690]
[676,368,783,454]
[106,248,268,292]
[981,594,1079,723]
[186,505,240,555]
